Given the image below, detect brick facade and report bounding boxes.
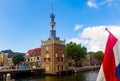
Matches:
[41,39,68,74]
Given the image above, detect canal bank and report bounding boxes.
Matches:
[70,65,100,73]
[52,65,100,75]
[0,66,100,80]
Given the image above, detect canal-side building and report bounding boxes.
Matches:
[0,52,9,66]
[26,48,41,68]
[81,53,92,66]
[41,6,68,74]
[0,53,3,66]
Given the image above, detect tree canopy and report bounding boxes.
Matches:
[12,54,25,65]
[65,42,87,62]
[94,51,104,61]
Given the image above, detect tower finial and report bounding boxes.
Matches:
[51,3,53,13]
[51,0,54,13]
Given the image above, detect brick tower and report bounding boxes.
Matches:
[41,5,67,74]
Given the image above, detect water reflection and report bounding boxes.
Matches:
[15,70,99,81]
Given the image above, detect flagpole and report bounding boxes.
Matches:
[105,28,110,33]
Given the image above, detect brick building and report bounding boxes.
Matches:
[41,6,68,74]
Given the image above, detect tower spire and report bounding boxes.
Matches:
[50,3,56,30]
[49,1,56,39]
[51,3,53,14]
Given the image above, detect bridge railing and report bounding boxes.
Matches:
[0,67,43,72]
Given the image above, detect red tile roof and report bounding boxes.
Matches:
[27,48,41,57]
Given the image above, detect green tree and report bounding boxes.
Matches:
[65,42,87,66]
[12,54,25,65]
[94,51,104,62]
[65,42,78,58]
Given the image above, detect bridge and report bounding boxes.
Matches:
[0,68,45,79]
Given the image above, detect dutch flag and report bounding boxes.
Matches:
[97,29,120,81]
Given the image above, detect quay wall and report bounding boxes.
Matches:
[69,65,100,73]
[56,65,100,75]
[0,66,100,80]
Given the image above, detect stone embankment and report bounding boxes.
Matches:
[69,65,100,73]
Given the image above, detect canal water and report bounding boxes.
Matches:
[15,70,99,81]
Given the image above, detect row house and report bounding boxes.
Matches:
[67,52,95,67]
[81,53,94,66]
[26,48,41,68]
[0,52,13,66]
[0,49,24,67]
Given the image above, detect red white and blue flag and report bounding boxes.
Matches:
[97,30,120,81]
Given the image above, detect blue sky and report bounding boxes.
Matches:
[0,0,120,53]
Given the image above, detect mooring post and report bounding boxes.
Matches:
[3,74,6,81]
[6,73,11,81]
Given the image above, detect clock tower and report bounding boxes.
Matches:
[41,4,68,74]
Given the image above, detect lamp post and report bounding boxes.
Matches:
[25,53,30,69]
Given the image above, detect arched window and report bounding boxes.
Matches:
[55,53,58,57]
[46,54,49,58]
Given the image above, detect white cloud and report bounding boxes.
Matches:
[67,26,120,52]
[74,24,83,31]
[87,0,97,8]
[87,0,113,8]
